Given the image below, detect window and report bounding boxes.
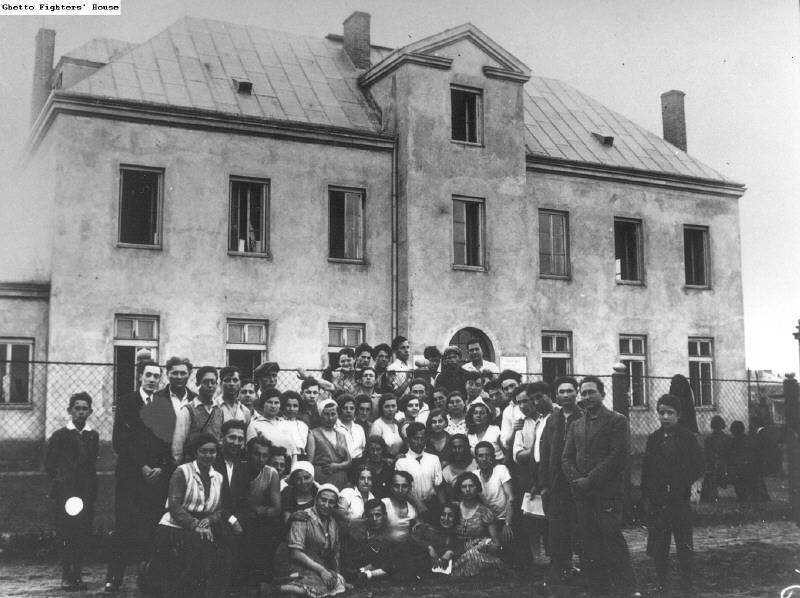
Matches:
[226,319,268,380]
[539,210,569,277]
[453,196,485,268]
[119,166,162,247]
[619,335,647,407]
[329,188,365,261]
[541,331,572,384]
[451,86,482,143]
[0,340,33,405]
[684,225,710,287]
[229,178,269,255]
[614,218,643,283]
[328,323,365,367]
[114,315,159,395]
[688,337,714,407]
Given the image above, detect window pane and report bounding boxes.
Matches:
[542,336,553,352]
[699,341,711,357]
[228,323,244,343]
[684,227,708,286]
[116,319,134,339]
[614,220,641,282]
[329,190,345,258]
[137,319,156,340]
[542,357,569,385]
[632,338,644,354]
[120,169,159,245]
[227,349,262,381]
[555,335,568,352]
[329,328,343,347]
[329,190,363,260]
[344,192,363,260]
[688,340,698,356]
[9,344,30,404]
[246,324,263,344]
[453,200,466,265]
[114,345,137,396]
[346,328,362,346]
[464,202,482,266]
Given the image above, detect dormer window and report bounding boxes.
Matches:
[451,86,482,144]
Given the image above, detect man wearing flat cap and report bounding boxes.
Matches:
[254,361,280,395]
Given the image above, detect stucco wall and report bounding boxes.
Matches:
[40,115,393,434]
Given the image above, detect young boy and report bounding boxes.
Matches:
[641,394,703,593]
[45,392,99,591]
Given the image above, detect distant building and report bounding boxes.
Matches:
[1,12,746,443]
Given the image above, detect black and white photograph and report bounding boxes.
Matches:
[0,1,799,596]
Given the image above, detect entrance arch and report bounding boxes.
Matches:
[448,327,495,363]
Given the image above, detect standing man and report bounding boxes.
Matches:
[539,376,583,581]
[105,359,163,592]
[387,335,412,395]
[497,370,523,454]
[415,346,442,385]
[562,376,639,597]
[372,343,394,394]
[461,338,499,376]
[218,366,252,425]
[354,343,374,370]
[254,361,280,395]
[171,366,224,464]
[213,419,247,585]
[434,346,466,395]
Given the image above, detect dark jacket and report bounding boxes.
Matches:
[113,391,147,480]
[140,386,196,468]
[45,426,99,502]
[213,455,248,521]
[641,424,703,503]
[539,405,583,495]
[562,405,630,499]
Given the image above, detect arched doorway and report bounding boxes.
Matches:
[448,327,495,363]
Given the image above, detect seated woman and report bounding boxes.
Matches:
[381,470,418,541]
[450,471,505,577]
[271,484,347,598]
[369,394,404,457]
[338,465,375,521]
[282,460,318,522]
[466,400,504,461]
[146,433,232,598]
[241,437,282,584]
[306,398,352,489]
[425,408,452,465]
[411,503,462,574]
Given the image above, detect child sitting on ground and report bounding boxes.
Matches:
[45,391,99,591]
[641,393,703,594]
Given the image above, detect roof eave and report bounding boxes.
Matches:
[526,153,746,199]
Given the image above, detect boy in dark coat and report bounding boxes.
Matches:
[45,392,100,591]
[641,394,704,593]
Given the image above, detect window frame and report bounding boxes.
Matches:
[614,217,644,284]
[113,315,160,396]
[538,209,570,279]
[0,338,34,408]
[450,85,484,145]
[225,319,269,379]
[541,330,573,383]
[117,165,164,249]
[327,322,365,367]
[452,195,486,271]
[688,337,715,408]
[684,225,711,288]
[619,334,648,408]
[228,176,270,258]
[328,186,366,264]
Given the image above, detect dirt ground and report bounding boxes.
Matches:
[1,519,798,598]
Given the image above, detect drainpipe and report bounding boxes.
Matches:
[391,140,398,339]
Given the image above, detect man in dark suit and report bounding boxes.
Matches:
[562,376,640,597]
[104,360,161,592]
[213,419,248,585]
[539,376,583,581]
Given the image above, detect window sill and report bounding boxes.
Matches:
[540,274,571,281]
[450,139,484,148]
[684,284,712,291]
[615,279,645,287]
[452,264,487,273]
[228,251,272,260]
[116,242,162,250]
[0,403,33,411]
[328,258,367,266]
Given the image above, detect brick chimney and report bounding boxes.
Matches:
[31,28,56,126]
[343,11,370,70]
[660,90,687,152]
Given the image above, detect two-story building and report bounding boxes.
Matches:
[0,12,746,448]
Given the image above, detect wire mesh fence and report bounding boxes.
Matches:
[0,361,786,471]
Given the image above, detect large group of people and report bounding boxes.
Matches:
[46,335,715,597]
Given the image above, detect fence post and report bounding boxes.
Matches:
[785,373,800,524]
[612,362,629,417]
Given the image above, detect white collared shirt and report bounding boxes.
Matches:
[395,449,443,502]
[66,420,93,434]
[533,413,550,463]
[335,420,366,459]
[170,388,189,415]
[139,387,153,405]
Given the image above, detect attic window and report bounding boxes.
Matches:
[591,132,614,147]
[232,78,253,95]
[451,86,483,144]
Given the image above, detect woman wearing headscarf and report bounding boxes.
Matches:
[306,398,352,490]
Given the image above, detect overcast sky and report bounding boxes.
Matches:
[1,0,798,374]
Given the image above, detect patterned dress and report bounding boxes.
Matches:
[285,507,346,597]
[451,502,506,577]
